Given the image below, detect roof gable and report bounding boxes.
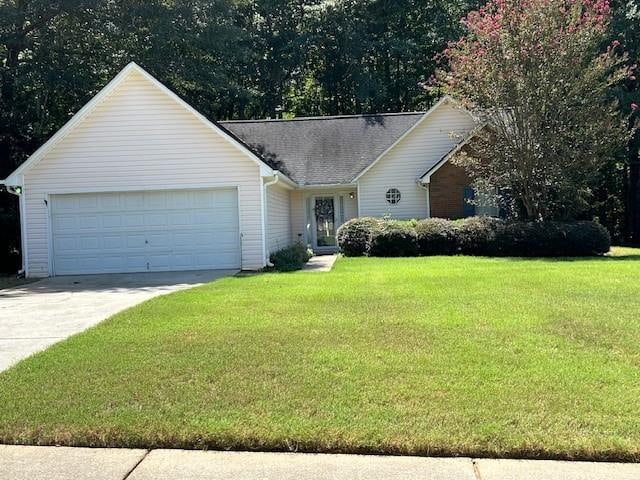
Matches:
[418,123,487,183]
[352,96,476,181]
[2,63,282,186]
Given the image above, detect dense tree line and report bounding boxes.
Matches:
[0,0,478,178]
[0,0,638,271]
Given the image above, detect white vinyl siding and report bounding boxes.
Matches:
[289,190,306,244]
[357,103,476,219]
[22,69,264,276]
[266,182,292,253]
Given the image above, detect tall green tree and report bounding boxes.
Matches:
[439,0,633,221]
[286,0,479,115]
[590,0,639,243]
[237,0,315,118]
[610,0,639,241]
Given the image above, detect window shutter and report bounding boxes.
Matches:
[463,186,476,217]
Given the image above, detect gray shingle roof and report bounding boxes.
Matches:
[219,112,425,185]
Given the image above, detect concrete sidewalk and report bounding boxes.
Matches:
[303,254,338,272]
[1,446,639,480]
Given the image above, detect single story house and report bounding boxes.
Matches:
[2,62,488,277]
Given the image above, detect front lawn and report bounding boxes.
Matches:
[1,252,640,460]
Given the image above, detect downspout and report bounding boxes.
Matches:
[417,179,431,218]
[262,173,280,267]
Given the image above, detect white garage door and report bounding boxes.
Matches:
[51,189,241,275]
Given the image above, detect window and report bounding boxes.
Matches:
[385,188,401,205]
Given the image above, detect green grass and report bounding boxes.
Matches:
[2,251,640,461]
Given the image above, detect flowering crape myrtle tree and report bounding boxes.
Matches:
[437,0,634,220]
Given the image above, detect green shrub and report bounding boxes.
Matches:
[456,216,504,255]
[497,220,610,257]
[415,218,458,255]
[269,243,313,271]
[336,217,382,256]
[337,216,609,258]
[565,221,611,256]
[369,221,418,257]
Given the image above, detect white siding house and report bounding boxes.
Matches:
[266,182,292,253]
[3,64,288,276]
[2,63,479,277]
[356,101,476,219]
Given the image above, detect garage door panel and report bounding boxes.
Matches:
[79,216,100,230]
[78,236,101,250]
[78,196,99,210]
[168,212,192,226]
[104,235,126,250]
[145,212,168,227]
[123,193,145,209]
[101,214,123,228]
[214,195,237,209]
[53,236,78,253]
[54,196,77,211]
[100,194,121,209]
[52,215,74,231]
[145,192,168,208]
[51,189,241,275]
[120,213,143,227]
[126,234,147,249]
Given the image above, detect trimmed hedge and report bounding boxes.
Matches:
[369,221,418,257]
[336,217,382,257]
[269,243,313,271]
[498,220,611,257]
[415,218,458,255]
[455,216,503,256]
[338,217,610,257]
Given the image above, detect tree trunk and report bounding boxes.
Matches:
[628,131,640,245]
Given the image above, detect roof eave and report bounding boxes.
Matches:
[297,182,356,189]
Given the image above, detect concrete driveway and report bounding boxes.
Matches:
[0,269,236,372]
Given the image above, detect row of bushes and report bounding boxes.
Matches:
[336,217,610,257]
[269,242,313,271]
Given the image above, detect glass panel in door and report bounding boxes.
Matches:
[314,197,336,247]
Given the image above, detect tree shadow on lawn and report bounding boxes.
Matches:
[499,254,640,262]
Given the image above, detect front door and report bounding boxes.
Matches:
[313,196,337,250]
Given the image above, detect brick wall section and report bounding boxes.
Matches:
[429,161,471,219]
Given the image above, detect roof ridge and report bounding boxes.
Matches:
[219,111,426,124]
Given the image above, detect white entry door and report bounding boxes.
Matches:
[50,188,240,275]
